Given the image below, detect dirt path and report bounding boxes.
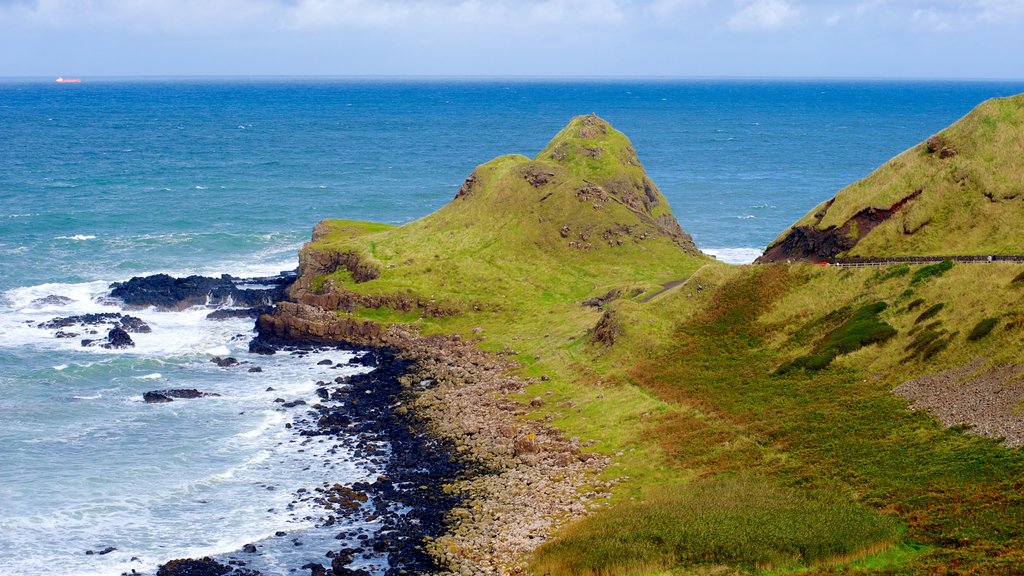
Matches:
[641,263,712,303]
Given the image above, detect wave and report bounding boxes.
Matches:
[56,235,97,241]
[132,373,163,380]
[701,247,763,264]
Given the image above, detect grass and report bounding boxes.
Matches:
[531,476,899,576]
[770,94,1024,257]
[290,115,1024,575]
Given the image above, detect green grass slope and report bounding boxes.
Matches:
[291,114,707,343]
[288,113,1024,576]
[762,94,1024,261]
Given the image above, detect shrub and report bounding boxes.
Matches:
[910,260,953,285]
[967,318,999,342]
[777,302,896,374]
[905,298,926,312]
[914,303,944,324]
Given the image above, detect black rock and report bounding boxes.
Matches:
[300,563,328,576]
[143,391,173,403]
[31,294,74,307]
[211,357,239,367]
[317,359,333,366]
[206,305,273,321]
[144,389,219,403]
[110,272,295,311]
[248,367,263,373]
[102,327,135,349]
[156,557,233,576]
[98,546,117,555]
[242,543,257,553]
[350,353,377,367]
[281,400,307,408]
[41,312,122,330]
[119,315,152,333]
[54,331,79,338]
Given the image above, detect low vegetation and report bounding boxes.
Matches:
[776,301,896,373]
[532,476,898,575]
[295,112,1024,575]
[770,94,1024,258]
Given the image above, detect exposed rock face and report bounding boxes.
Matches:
[252,302,384,351]
[758,189,923,263]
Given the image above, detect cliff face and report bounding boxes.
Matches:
[760,94,1024,262]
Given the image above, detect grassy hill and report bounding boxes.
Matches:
[760,94,1024,262]
[280,112,1024,575]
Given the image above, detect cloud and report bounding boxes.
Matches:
[728,0,798,31]
[909,7,954,31]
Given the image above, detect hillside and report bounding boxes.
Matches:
[264,114,708,347]
[259,112,1024,576]
[760,94,1024,262]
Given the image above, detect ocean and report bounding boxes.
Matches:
[2,78,1022,576]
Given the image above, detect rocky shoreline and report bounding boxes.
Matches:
[91,270,609,576]
[253,306,611,575]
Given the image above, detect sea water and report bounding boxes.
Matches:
[2,79,1023,575]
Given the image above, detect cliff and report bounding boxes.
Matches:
[760,94,1024,262]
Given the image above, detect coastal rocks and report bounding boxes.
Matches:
[105,327,135,348]
[30,294,74,307]
[206,305,273,321]
[144,389,221,403]
[81,327,136,349]
[156,557,236,576]
[38,313,151,348]
[109,272,295,311]
[39,312,150,333]
[211,356,239,367]
[251,302,384,351]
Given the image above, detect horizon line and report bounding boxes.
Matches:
[3,74,1024,83]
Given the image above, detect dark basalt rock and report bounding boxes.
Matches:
[206,305,274,321]
[109,272,295,311]
[31,294,74,307]
[211,356,239,367]
[103,327,135,349]
[349,353,377,367]
[119,315,152,333]
[40,313,151,339]
[40,313,122,330]
[143,391,173,403]
[144,389,220,403]
[300,563,328,576]
[156,557,234,576]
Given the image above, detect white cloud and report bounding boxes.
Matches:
[645,0,707,18]
[728,0,798,31]
[909,7,954,31]
[975,0,1024,22]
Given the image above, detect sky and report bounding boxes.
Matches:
[0,0,1022,79]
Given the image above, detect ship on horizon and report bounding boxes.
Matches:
[55,77,81,83]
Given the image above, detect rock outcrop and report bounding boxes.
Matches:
[760,94,1024,261]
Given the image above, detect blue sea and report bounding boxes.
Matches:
[1,78,1023,575]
